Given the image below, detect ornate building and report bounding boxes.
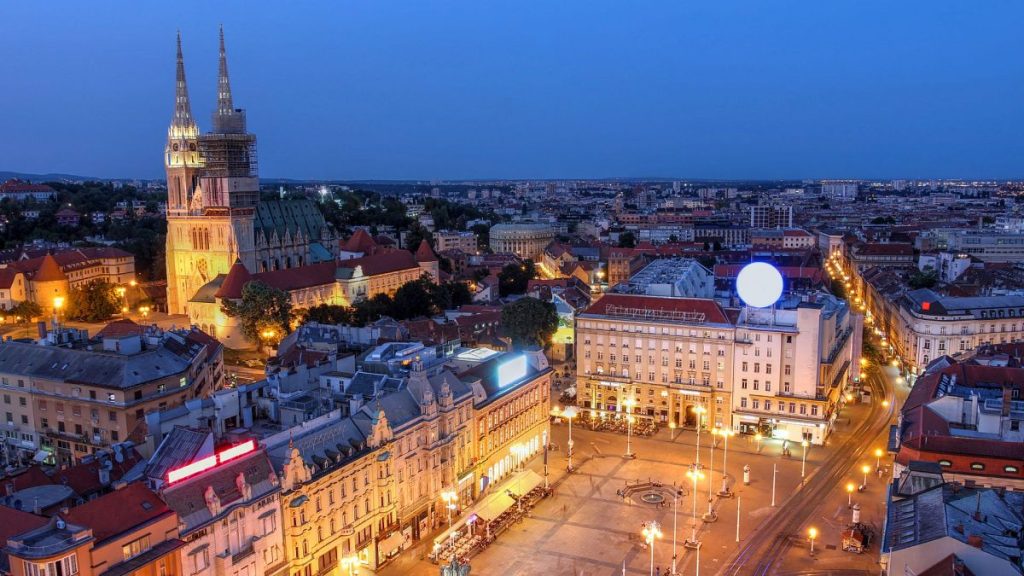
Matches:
[165,30,337,316]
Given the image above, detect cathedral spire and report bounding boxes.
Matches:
[216,25,234,117]
[171,31,196,131]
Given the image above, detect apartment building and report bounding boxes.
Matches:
[731,294,860,444]
[897,290,1024,374]
[575,294,737,429]
[432,230,479,255]
[0,326,222,467]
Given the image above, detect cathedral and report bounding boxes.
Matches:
[164,29,339,317]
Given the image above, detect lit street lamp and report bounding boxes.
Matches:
[552,405,578,471]
[670,486,682,576]
[718,428,734,497]
[874,448,884,470]
[808,526,818,555]
[669,421,677,441]
[623,397,637,459]
[441,490,458,547]
[862,464,871,488]
[704,429,718,521]
[846,482,855,507]
[694,405,707,465]
[641,521,662,576]
[685,465,705,549]
[800,440,809,479]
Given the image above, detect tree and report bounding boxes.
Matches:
[668,234,679,244]
[9,300,43,321]
[392,278,437,320]
[498,261,536,296]
[221,281,292,344]
[446,282,473,307]
[353,293,394,326]
[66,280,120,322]
[618,231,637,248]
[501,297,558,349]
[302,304,355,325]
[909,267,939,289]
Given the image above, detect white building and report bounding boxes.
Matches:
[433,230,479,254]
[730,294,861,445]
[162,444,286,576]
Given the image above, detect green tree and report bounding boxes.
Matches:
[66,280,120,322]
[9,300,43,321]
[392,277,437,319]
[220,281,292,344]
[909,267,939,289]
[501,297,558,349]
[498,261,536,297]
[618,231,637,248]
[352,293,393,326]
[302,304,355,325]
[445,282,473,307]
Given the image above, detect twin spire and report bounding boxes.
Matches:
[171,26,239,135]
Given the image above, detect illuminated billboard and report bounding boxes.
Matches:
[167,439,257,484]
[497,355,528,387]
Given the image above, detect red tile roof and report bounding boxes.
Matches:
[215,260,253,299]
[0,179,55,193]
[582,293,730,324]
[0,267,22,290]
[341,229,378,253]
[96,319,145,339]
[856,242,914,256]
[338,250,419,276]
[64,483,172,544]
[32,254,65,282]
[253,261,336,292]
[0,506,48,547]
[415,240,438,263]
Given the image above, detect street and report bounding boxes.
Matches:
[378,366,900,576]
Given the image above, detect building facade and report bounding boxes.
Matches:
[165,31,337,315]
[576,294,737,430]
[432,231,478,255]
[488,223,554,261]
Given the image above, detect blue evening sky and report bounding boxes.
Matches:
[2,1,1022,180]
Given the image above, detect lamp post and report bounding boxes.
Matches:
[800,440,809,479]
[694,406,707,465]
[563,406,578,471]
[685,465,704,548]
[754,432,762,453]
[846,482,855,507]
[718,428,733,497]
[808,527,818,555]
[669,421,677,441]
[341,554,360,575]
[862,464,871,489]
[52,296,64,329]
[671,486,681,576]
[623,397,637,459]
[874,448,884,470]
[704,429,717,521]
[441,490,458,547]
[642,521,662,576]
[771,463,777,507]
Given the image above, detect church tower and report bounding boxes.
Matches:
[165,32,204,314]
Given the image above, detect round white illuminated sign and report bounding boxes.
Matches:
[736,262,783,308]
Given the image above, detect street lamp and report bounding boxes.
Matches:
[800,440,809,479]
[718,428,734,497]
[704,429,718,521]
[641,521,662,576]
[754,432,762,453]
[861,464,871,488]
[552,405,578,471]
[341,554,360,575]
[623,397,637,459]
[694,405,707,465]
[846,482,856,508]
[808,526,818,555]
[685,465,705,549]
[669,421,677,441]
[441,490,458,547]
[670,486,682,576]
[874,448,884,470]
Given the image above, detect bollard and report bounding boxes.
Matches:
[743,464,751,485]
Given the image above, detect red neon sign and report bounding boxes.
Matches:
[167,439,257,484]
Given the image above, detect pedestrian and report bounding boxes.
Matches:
[656,567,661,576]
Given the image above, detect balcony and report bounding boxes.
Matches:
[231,542,255,564]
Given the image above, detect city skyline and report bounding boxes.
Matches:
[3,1,1024,181]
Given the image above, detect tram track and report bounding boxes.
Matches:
[717,372,895,576]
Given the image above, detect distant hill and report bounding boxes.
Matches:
[0,170,103,183]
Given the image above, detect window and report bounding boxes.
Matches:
[970,462,985,470]
[24,555,78,576]
[1005,466,1019,473]
[740,398,747,408]
[122,535,151,561]
[190,547,210,572]
[741,379,748,390]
